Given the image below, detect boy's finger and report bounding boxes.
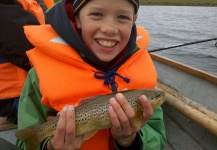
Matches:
[108,98,121,129]
[115,93,135,120]
[114,93,134,132]
[140,95,153,124]
[53,106,67,147]
[65,105,75,149]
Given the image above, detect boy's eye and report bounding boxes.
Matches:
[91,13,102,17]
[118,15,129,20]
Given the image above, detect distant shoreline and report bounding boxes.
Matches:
[140,5,217,7]
[53,0,217,6]
[54,0,217,6]
[140,0,217,6]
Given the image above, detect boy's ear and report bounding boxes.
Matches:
[75,15,81,29]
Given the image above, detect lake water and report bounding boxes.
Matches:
[136,6,217,76]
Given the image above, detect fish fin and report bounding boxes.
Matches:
[16,126,48,150]
[133,112,143,129]
[25,137,41,150]
[83,130,98,141]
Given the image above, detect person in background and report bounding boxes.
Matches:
[17,0,167,149]
[0,1,55,150]
[0,0,53,125]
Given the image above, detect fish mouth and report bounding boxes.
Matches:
[156,90,166,99]
[150,96,166,109]
[159,96,166,104]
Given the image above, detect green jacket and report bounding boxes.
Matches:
[16,68,166,150]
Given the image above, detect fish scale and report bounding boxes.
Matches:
[16,89,165,150]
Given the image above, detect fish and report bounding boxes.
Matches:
[15,89,165,150]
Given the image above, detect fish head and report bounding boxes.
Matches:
[140,89,166,109]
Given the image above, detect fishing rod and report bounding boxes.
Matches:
[148,37,217,53]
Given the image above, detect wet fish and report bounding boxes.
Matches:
[16,89,165,150]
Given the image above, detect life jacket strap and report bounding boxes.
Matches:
[94,66,130,92]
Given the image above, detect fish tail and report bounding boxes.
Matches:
[16,126,47,150]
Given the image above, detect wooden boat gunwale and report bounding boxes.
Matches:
[150,53,217,84]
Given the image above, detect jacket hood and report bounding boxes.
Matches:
[45,0,137,71]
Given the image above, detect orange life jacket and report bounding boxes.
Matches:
[43,0,54,8]
[25,25,157,149]
[0,0,46,100]
[0,63,27,99]
[18,0,46,25]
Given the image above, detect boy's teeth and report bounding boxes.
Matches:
[98,40,115,47]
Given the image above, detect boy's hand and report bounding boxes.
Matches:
[108,91,153,148]
[47,105,84,150]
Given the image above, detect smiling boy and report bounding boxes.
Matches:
[16,0,166,149]
[75,0,137,62]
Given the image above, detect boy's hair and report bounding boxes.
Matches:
[73,0,140,15]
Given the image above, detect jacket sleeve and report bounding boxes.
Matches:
[16,68,51,150]
[140,106,166,149]
[115,106,167,150]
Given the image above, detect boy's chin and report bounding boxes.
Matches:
[97,56,115,63]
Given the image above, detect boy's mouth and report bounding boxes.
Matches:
[97,40,116,47]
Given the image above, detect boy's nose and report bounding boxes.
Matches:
[100,18,118,35]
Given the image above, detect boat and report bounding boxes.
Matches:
[0,117,17,145]
[0,53,217,149]
[151,53,217,150]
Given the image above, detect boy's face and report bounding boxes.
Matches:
[76,0,137,62]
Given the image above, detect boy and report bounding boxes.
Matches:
[17,0,166,149]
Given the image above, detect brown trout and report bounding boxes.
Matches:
[16,89,165,150]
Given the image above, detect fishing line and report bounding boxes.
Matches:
[148,38,217,53]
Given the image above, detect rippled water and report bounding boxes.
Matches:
[136,6,217,76]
